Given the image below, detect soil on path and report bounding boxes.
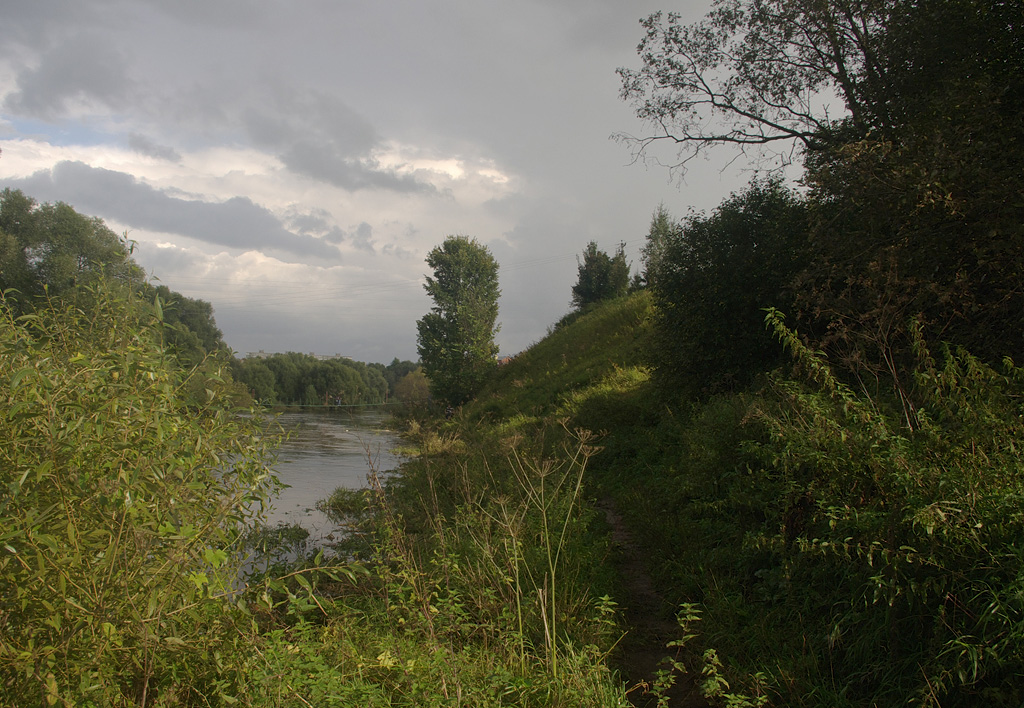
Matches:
[600,499,708,708]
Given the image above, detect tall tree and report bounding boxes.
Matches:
[416,236,501,406]
[570,241,630,310]
[640,205,682,290]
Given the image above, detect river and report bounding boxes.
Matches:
[262,407,404,545]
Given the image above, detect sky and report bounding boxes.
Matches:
[0,0,759,364]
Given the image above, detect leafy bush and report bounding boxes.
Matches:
[646,180,808,400]
[0,288,279,706]
[743,313,1024,705]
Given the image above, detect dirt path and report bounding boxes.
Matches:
[599,499,708,708]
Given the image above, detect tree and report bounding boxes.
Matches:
[0,189,142,306]
[794,0,1024,371]
[570,241,630,310]
[379,358,419,399]
[648,180,808,398]
[416,236,501,406]
[621,0,1024,378]
[392,367,431,408]
[0,287,277,704]
[616,0,900,171]
[640,205,682,290]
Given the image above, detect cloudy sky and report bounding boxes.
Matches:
[0,0,757,363]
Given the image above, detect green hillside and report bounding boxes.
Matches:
[468,292,655,436]
[414,283,1024,707]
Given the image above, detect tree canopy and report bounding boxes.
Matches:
[570,241,630,311]
[622,0,1024,382]
[0,188,142,304]
[0,286,276,704]
[0,189,231,371]
[416,236,501,406]
[618,0,1023,170]
[646,180,808,397]
[233,352,388,406]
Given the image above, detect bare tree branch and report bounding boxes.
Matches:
[616,1,897,176]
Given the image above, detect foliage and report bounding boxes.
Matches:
[736,313,1024,705]
[390,367,430,408]
[617,0,1017,166]
[0,189,143,307]
[233,351,388,406]
[416,235,501,406]
[145,284,227,367]
[0,287,279,706]
[796,0,1024,370]
[308,417,632,706]
[0,189,233,373]
[570,241,630,311]
[534,294,1024,705]
[375,358,420,399]
[621,0,1024,376]
[646,179,808,399]
[0,279,635,707]
[639,205,681,289]
[470,291,654,432]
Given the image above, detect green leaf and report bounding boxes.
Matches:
[203,547,228,569]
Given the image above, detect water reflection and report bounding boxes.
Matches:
[263,407,403,543]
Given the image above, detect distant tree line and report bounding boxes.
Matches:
[233,353,421,407]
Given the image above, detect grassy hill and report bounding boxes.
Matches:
[423,287,1024,708]
[468,291,656,436]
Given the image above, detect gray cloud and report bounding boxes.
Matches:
[0,1,95,51]
[140,243,205,278]
[280,142,427,193]
[323,228,347,245]
[285,207,334,236]
[137,0,269,28]
[10,161,341,263]
[127,132,182,161]
[242,88,377,157]
[4,35,133,119]
[242,86,432,193]
[351,222,374,253]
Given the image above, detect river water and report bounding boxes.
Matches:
[262,407,404,544]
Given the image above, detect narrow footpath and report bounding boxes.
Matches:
[600,499,708,708]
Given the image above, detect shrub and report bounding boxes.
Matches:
[0,288,279,706]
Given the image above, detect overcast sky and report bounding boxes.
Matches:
[0,0,759,363]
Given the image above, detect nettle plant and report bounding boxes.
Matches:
[752,311,1024,705]
[0,288,279,706]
